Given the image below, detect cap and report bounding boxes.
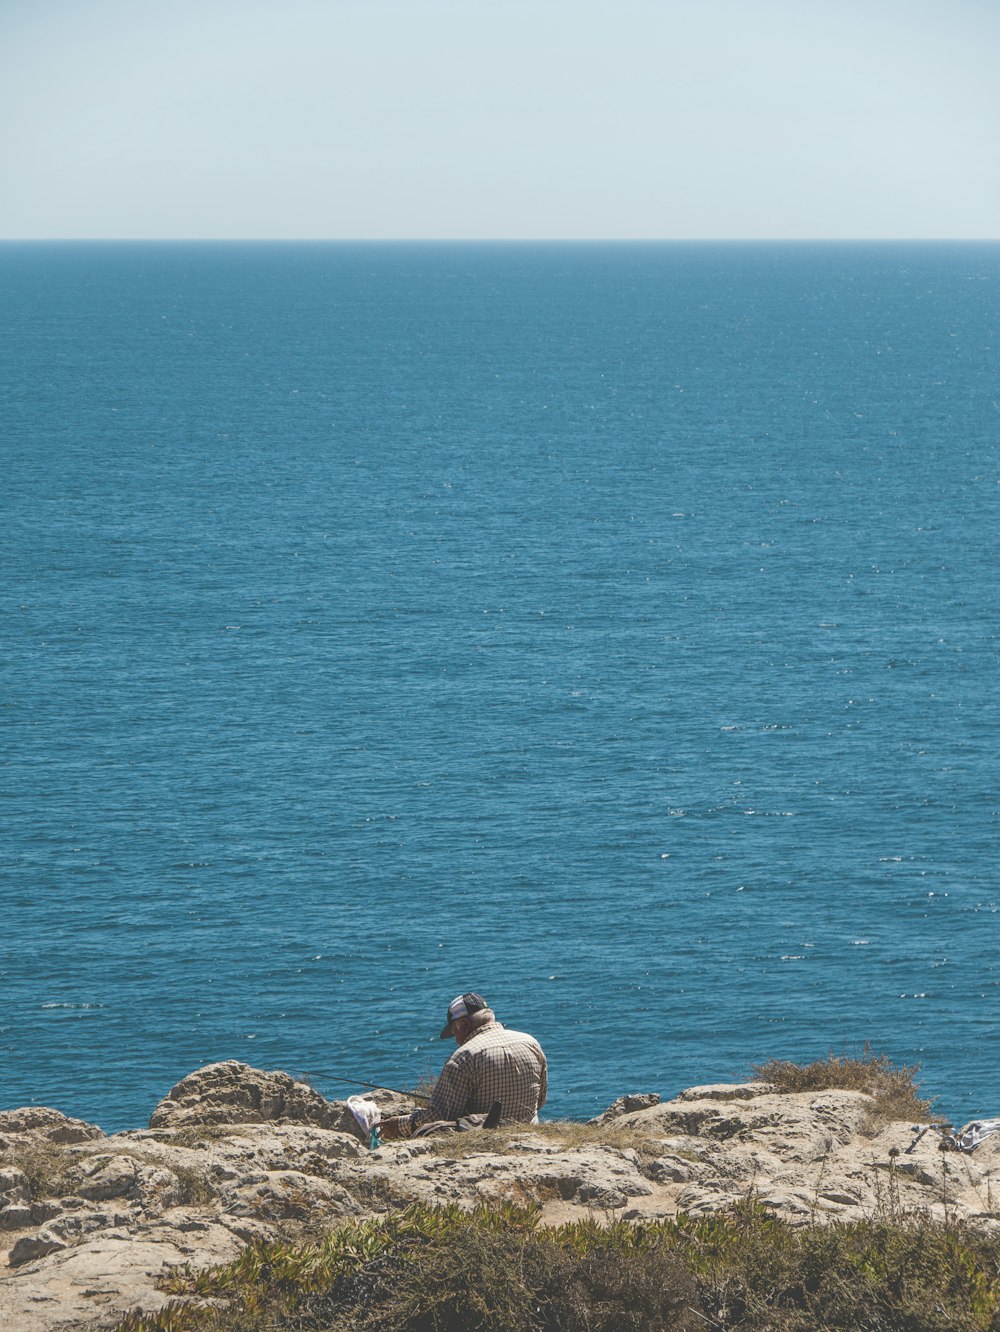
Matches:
[439,992,488,1039]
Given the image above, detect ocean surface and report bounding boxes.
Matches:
[2,241,998,1132]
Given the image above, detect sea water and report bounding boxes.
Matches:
[2,241,998,1131]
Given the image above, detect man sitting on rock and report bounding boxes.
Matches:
[380,993,547,1140]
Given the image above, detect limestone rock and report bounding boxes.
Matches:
[8,1232,66,1267]
[221,1169,362,1223]
[3,1065,999,1331]
[0,1107,104,1148]
[614,1086,874,1159]
[0,1205,34,1232]
[588,1093,661,1124]
[674,1082,773,1102]
[143,1122,365,1191]
[77,1154,182,1211]
[148,1060,358,1133]
[1,1219,243,1331]
[0,1201,61,1232]
[646,1155,693,1184]
[336,1140,655,1215]
[0,1168,30,1206]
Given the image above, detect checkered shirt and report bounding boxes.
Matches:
[413,1021,547,1127]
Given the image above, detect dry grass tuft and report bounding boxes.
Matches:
[0,1140,78,1199]
[752,1048,944,1131]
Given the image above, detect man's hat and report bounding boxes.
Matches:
[440,992,488,1039]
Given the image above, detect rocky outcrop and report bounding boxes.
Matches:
[147,1059,361,1134]
[1,1064,998,1330]
[0,1107,105,1149]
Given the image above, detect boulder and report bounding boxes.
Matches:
[148,1061,358,1133]
[0,1108,104,1148]
[674,1082,773,1102]
[612,1085,875,1161]
[1,1221,243,1331]
[588,1093,661,1124]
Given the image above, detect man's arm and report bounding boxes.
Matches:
[427,1051,473,1120]
[537,1046,547,1111]
[406,1051,472,1128]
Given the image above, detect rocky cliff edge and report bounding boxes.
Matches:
[2,1061,997,1331]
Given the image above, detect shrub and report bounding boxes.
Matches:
[114,1200,1000,1332]
[752,1047,943,1129]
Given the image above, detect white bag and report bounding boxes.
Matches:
[347,1095,382,1147]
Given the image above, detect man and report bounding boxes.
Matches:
[380,992,547,1140]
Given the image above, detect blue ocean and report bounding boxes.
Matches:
[2,241,998,1132]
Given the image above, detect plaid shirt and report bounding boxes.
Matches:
[413,1021,547,1127]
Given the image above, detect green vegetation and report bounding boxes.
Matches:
[114,1200,1000,1332]
[753,1048,944,1130]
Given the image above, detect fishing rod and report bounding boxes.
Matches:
[322,1073,433,1103]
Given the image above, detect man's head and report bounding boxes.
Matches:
[439,992,489,1043]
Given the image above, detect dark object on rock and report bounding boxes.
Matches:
[411,1099,505,1138]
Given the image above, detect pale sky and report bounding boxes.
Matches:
[1,0,998,240]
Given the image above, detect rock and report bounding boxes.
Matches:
[0,1169,31,1207]
[148,1061,359,1134]
[588,1093,661,1124]
[576,1182,629,1208]
[647,1156,692,1184]
[1,1222,243,1330]
[76,1155,183,1211]
[221,1170,362,1223]
[8,1233,66,1267]
[47,1210,131,1240]
[3,1065,999,1331]
[77,1154,143,1201]
[0,1107,104,1147]
[674,1082,773,1102]
[820,1193,862,1214]
[674,1184,744,1216]
[141,1123,365,1195]
[0,1206,34,1232]
[613,1086,874,1162]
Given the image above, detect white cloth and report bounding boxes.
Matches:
[347,1095,382,1133]
[954,1118,1000,1152]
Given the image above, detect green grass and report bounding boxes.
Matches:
[113,1200,1000,1332]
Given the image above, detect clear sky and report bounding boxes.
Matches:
[1,0,998,240]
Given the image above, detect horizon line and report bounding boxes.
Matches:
[2,236,999,245]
